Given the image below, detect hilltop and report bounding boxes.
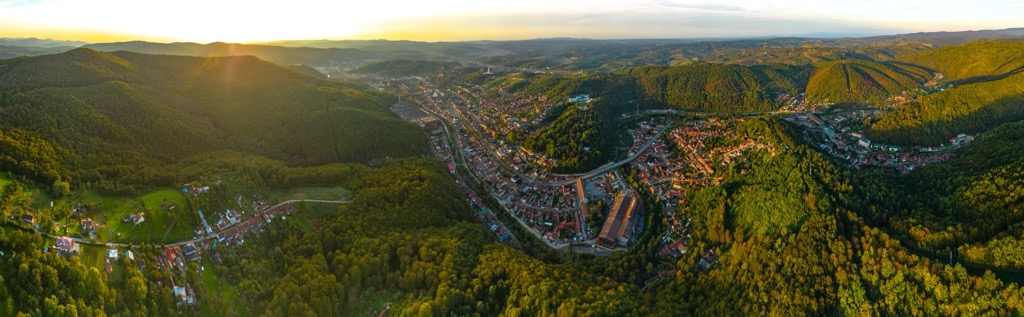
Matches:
[805,59,932,106]
[0,48,425,194]
[627,63,806,112]
[899,39,1024,83]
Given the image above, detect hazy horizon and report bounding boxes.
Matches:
[2,0,1022,43]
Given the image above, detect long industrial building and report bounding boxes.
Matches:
[597,190,643,248]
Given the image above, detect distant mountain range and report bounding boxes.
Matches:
[0,38,87,59]
[2,27,1022,68]
[0,37,87,48]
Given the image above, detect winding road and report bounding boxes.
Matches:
[540,125,672,186]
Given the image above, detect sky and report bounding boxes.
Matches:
[0,0,1022,43]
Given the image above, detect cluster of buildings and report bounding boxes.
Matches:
[462,135,589,244]
[397,78,658,250]
[157,245,199,305]
[788,111,968,174]
[390,101,441,128]
[421,110,521,249]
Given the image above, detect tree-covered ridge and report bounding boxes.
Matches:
[352,59,461,76]
[499,63,805,114]
[866,70,1024,145]
[5,120,1022,316]
[0,128,72,187]
[899,39,1024,83]
[643,117,1024,315]
[625,63,806,112]
[0,48,139,91]
[695,43,931,66]
[805,59,931,105]
[523,104,613,173]
[690,118,846,238]
[0,48,426,194]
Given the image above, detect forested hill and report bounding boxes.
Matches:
[855,121,1024,268]
[866,69,1024,145]
[898,39,1024,83]
[865,40,1024,145]
[805,59,931,105]
[514,63,807,113]
[626,63,806,112]
[0,48,426,194]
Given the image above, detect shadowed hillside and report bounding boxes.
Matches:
[0,48,426,194]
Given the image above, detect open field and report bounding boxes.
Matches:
[47,188,200,244]
[0,172,11,190]
[199,257,252,316]
[78,243,109,272]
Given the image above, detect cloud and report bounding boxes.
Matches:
[0,0,34,8]
[653,0,747,12]
[0,0,1020,42]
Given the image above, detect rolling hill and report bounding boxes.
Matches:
[898,39,1024,83]
[0,48,426,194]
[626,63,808,112]
[805,59,932,105]
[866,70,1024,145]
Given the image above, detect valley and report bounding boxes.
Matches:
[2,29,1024,316]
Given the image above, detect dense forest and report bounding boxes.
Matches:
[898,39,1024,83]
[0,49,425,194]
[804,59,931,106]
[854,120,1024,267]
[4,35,1024,316]
[867,69,1024,145]
[625,63,807,112]
[505,63,806,114]
[200,120,1024,315]
[0,225,189,316]
[694,43,931,66]
[3,114,1023,316]
[522,103,614,172]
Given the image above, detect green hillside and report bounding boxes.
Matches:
[523,104,613,172]
[805,59,931,105]
[0,48,426,194]
[626,63,807,112]
[867,70,1024,145]
[698,42,932,66]
[498,63,805,114]
[899,39,1024,83]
